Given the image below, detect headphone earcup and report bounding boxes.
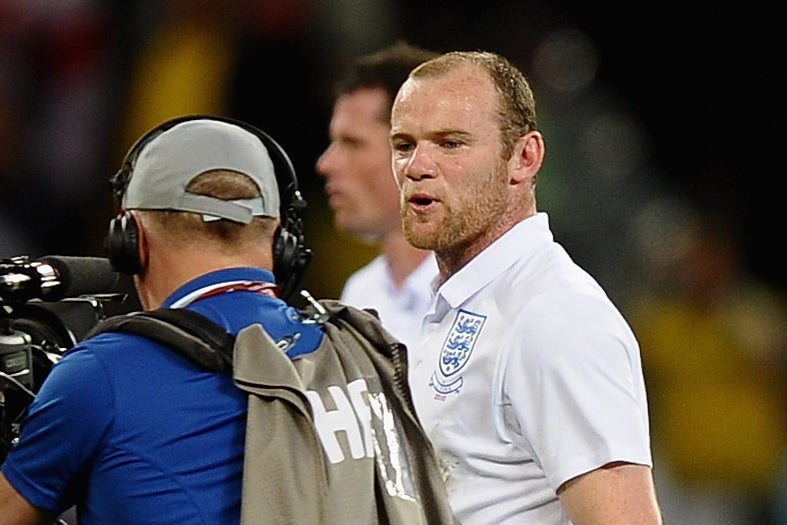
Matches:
[273,225,298,281]
[272,213,312,301]
[106,213,142,275]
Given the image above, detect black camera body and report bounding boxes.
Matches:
[0,256,123,461]
[0,298,113,460]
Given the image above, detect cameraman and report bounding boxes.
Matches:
[0,117,324,523]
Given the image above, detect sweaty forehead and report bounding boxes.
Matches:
[400,64,489,100]
[392,66,497,128]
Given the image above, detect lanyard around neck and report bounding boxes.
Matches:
[170,280,279,309]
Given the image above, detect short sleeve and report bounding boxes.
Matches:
[501,289,652,490]
[2,345,114,512]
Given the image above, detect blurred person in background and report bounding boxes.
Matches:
[315,41,439,352]
[628,201,787,525]
[390,50,661,524]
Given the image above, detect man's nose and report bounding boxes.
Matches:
[315,144,337,177]
[403,143,437,180]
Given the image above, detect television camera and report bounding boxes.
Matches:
[0,255,122,461]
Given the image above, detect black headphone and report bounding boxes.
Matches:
[106,114,312,301]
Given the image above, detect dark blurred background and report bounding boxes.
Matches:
[1,2,784,523]
[0,0,782,299]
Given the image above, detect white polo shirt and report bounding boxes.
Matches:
[410,213,652,524]
[341,252,438,355]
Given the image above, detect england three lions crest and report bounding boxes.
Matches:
[429,309,486,395]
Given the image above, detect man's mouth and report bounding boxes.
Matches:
[407,192,438,212]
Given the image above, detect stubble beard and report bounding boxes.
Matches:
[402,162,509,262]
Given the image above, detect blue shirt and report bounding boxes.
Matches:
[2,267,323,524]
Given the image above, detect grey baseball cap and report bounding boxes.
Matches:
[122,118,280,223]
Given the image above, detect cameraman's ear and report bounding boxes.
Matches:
[134,214,150,274]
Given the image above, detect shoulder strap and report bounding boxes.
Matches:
[85,308,235,372]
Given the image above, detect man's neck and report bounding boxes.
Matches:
[137,247,272,310]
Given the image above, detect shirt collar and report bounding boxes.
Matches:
[437,212,553,311]
[161,267,277,308]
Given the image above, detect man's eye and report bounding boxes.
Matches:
[393,142,413,153]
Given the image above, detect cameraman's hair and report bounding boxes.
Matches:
[141,170,277,244]
[411,51,538,157]
[334,41,439,123]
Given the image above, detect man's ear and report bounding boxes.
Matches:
[134,212,149,273]
[509,131,545,185]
